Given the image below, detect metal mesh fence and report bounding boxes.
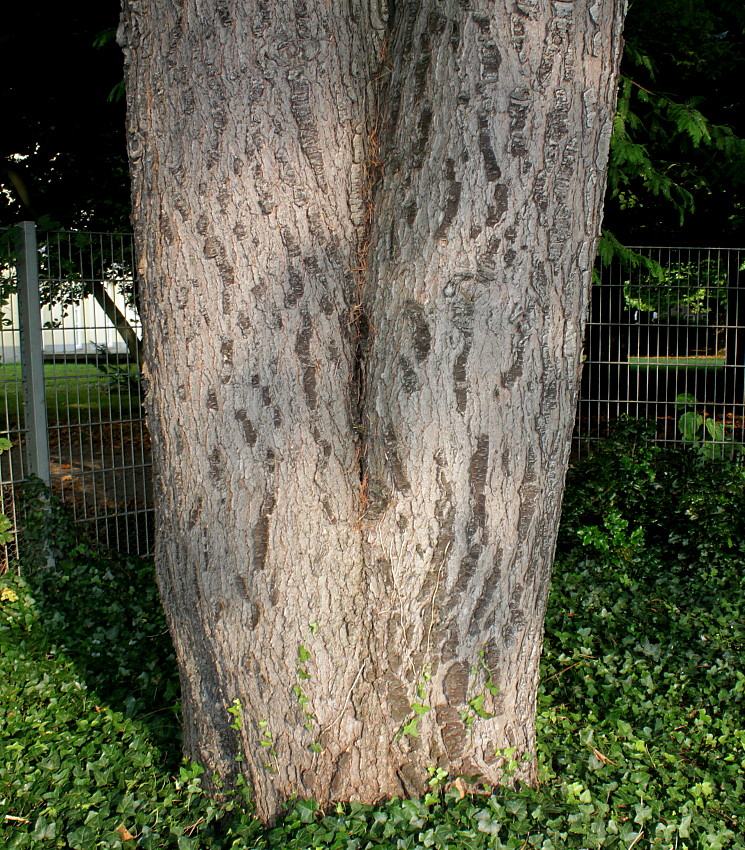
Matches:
[0,226,153,568]
[575,246,745,458]
[1,227,743,570]
[0,236,29,571]
[38,230,153,556]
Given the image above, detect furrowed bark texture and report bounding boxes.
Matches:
[121,0,626,821]
[359,0,625,791]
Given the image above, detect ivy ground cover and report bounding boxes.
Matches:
[1,421,743,848]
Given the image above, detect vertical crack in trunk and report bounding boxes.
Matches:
[353,25,393,512]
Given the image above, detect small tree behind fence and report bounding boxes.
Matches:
[0,223,152,569]
[0,227,743,570]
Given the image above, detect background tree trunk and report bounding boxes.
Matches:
[121,0,626,822]
[89,281,142,367]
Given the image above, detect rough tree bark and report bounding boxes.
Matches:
[120,0,626,821]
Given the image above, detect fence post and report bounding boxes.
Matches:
[16,221,51,486]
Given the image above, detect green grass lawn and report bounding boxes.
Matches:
[629,355,724,369]
[0,425,743,848]
[0,363,141,428]
[0,359,725,433]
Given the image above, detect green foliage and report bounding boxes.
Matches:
[674,394,743,459]
[621,259,731,320]
[559,418,745,573]
[0,484,243,848]
[228,699,243,732]
[2,436,744,846]
[2,6,131,231]
[595,231,664,282]
[607,76,697,224]
[603,0,745,245]
[14,478,179,749]
[294,644,320,740]
[544,420,745,846]
[605,69,745,226]
[0,438,15,546]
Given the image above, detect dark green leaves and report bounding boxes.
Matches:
[2,434,744,847]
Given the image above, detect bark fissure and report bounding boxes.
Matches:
[122,0,628,821]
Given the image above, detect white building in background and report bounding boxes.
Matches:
[0,279,141,364]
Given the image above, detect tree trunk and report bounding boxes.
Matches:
[120,0,626,822]
[89,281,142,367]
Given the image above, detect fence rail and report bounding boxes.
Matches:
[1,226,743,569]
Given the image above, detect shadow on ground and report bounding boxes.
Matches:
[14,477,180,763]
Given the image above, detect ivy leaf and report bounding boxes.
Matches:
[297,645,311,664]
[116,824,137,841]
[704,418,725,441]
[678,411,703,441]
[468,694,495,720]
[400,717,421,738]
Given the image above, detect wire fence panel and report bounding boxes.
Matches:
[0,225,153,567]
[575,246,745,458]
[0,230,30,571]
[38,229,153,556]
[1,227,744,570]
